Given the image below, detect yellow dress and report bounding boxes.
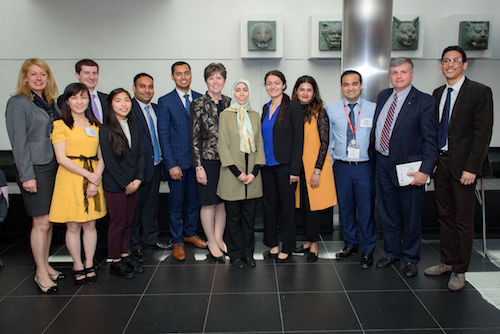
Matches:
[49,120,106,223]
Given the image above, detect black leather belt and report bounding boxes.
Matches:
[336,160,369,165]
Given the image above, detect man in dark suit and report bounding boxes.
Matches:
[424,46,493,291]
[58,59,108,123]
[130,73,171,264]
[158,62,207,261]
[370,57,438,278]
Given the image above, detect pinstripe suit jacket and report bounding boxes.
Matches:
[157,89,202,171]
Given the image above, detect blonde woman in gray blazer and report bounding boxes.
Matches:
[5,59,62,293]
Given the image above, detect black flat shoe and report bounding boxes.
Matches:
[404,262,418,277]
[231,258,246,269]
[34,275,58,293]
[49,271,66,281]
[109,262,135,280]
[72,269,87,285]
[360,254,373,269]
[307,252,318,263]
[276,253,292,263]
[208,253,226,263]
[245,257,256,267]
[268,250,279,258]
[124,257,145,274]
[295,244,310,253]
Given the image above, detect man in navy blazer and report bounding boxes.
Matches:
[130,73,171,265]
[424,46,493,291]
[158,62,207,261]
[369,57,438,278]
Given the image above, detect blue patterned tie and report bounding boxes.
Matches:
[438,87,453,150]
[145,105,160,163]
[346,103,356,153]
[184,93,191,113]
[380,93,397,152]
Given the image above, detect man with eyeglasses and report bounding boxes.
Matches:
[424,46,493,291]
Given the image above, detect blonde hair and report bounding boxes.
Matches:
[13,58,58,103]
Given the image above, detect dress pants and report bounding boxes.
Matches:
[262,164,297,253]
[225,199,257,261]
[375,153,424,263]
[130,164,161,252]
[105,190,140,259]
[333,161,377,254]
[168,167,199,244]
[435,155,476,273]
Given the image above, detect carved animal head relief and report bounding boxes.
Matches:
[394,17,418,47]
[320,21,342,49]
[465,21,489,49]
[251,23,273,49]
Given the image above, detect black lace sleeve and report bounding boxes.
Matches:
[315,110,330,170]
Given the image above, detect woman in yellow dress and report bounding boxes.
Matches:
[49,83,106,284]
[292,75,336,262]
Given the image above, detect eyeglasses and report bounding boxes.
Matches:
[441,58,463,64]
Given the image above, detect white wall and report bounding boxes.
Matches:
[1,0,499,149]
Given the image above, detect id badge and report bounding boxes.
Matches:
[85,127,98,138]
[360,118,373,128]
[347,146,360,161]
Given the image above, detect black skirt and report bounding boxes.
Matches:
[16,158,58,217]
[197,159,223,206]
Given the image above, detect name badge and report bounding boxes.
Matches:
[360,118,373,128]
[347,146,360,161]
[85,127,98,138]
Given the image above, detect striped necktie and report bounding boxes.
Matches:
[380,93,397,152]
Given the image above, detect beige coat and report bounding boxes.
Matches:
[217,110,265,201]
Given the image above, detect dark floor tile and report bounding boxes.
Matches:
[276,263,344,292]
[349,291,439,330]
[212,262,277,293]
[444,329,500,333]
[0,244,37,267]
[0,266,34,295]
[363,330,443,333]
[0,296,71,334]
[416,290,500,328]
[75,264,155,295]
[146,264,215,294]
[205,293,282,332]
[336,262,409,291]
[281,292,360,331]
[45,295,141,334]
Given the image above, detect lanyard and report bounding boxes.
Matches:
[343,99,362,138]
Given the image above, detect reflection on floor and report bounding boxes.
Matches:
[0,231,499,334]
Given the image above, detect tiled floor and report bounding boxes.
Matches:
[0,232,499,334]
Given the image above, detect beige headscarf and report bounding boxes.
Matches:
[225,79,256,153]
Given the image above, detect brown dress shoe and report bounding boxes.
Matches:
[184,235,208,249]
[173,243,186,261]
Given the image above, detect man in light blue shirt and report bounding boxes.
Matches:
[326,70,377,269]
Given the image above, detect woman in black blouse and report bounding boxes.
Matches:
[291,76,336,262]
[191,63,231,262]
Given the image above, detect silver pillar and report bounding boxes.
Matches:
[342,0,393,102]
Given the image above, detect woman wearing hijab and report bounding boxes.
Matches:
[217,80,265,269]
[5,58,62,293]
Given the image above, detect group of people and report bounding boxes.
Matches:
[4,44,492,294]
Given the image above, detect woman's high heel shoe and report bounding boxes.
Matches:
[84,267,98,284]
[49,271,66,281]
[34,275,58,293]
[276,253,292,263]
[73,269,87,285]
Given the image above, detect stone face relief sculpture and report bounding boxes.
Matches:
[319,21,342,51]
[459,21,489,50]
[248,21,276,51]
[392,17,419,50]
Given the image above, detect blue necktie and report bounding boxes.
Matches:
[438,87,453,150]
[184,93,191,113]
[346,103,356,152]
[145,105,160,163]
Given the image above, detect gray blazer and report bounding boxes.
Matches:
[5,94,61,182]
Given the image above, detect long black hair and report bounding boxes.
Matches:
[291,75,325,123]
[264,70,289,124]
[104,88,135,161]
[60,83,100,128]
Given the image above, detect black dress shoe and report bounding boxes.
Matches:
[376,256,399,268]
[360,254,373,269]
[268,250,279,258]
[151,240,173,250]
[276,253,292,263]
[208,253,226,263]
[124,257,145,274]
[294,244,310,253]
[245,257,256,267]
[231,258,246,269]
[131,250,145,263]
[335,246,358,259]
[109,262,135,280]
[307,252,318,263]
[404,262,418,277]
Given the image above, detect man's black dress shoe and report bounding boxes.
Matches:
[294,244,310,253]
[231,258,246,269]
[360,254,373,269]
[404,262,418,277]
[132,250,145,263]
[307,252,318,263]
[376,256,398,268]
[151,240,173,250]
[245,257,256,267]
[335,246,358,259]
[110,262,135,280]
[124,257,145,274]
